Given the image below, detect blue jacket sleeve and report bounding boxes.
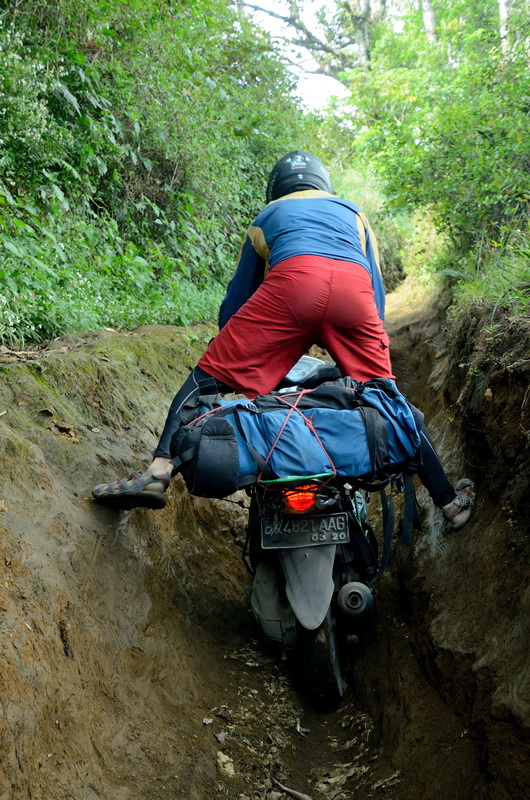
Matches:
[218,235,265,329]
[364,227,386,321]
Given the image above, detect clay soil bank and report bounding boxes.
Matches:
[0,282,528,800]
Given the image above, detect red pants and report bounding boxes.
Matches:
[198,255,394,398]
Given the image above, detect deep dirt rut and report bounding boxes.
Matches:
[0,286,528,799]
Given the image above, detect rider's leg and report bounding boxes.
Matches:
[153,365,232,460]
[93,366,233,499]
[412,409,474,529]
[197,258,324,397]
[93,261,318,504]
[316,267,473,530]
[316,260,394,382]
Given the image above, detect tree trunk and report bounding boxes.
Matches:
[343,0,372,70]
[420,0,438,44]
[498,0,513,53]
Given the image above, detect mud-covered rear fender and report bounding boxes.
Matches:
[278,545,336,631]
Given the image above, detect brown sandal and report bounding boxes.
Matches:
[92,472,171,510]
[441,478,475,530]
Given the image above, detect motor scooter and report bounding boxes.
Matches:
[243,357,380,711]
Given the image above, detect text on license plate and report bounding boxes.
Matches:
[261,513,349,549]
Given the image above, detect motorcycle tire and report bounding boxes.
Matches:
[298,609,344,712]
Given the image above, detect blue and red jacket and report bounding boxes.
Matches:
[218,190,385,328]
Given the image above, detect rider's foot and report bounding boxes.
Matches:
[92,457,173,510]
[142,457,173,493]
[441,478,475,530]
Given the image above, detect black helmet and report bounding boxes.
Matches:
[266,150,334,202]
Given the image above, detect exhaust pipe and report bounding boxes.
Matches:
[337,581,374,622]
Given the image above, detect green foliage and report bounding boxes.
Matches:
[333,167,414,290]
[315,0,530,312]
[0,184,226,344]
[450,221,530,316]
[0,0,313,344]
[353,41,530,253]
[401,209,450,286]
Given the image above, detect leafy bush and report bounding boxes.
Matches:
[0,0,314,344]
[348,8,530,259]
[451,221,530,316]
[0,185,225,344]
[333,168,414,289]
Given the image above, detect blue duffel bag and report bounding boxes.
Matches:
[169,377,421,499]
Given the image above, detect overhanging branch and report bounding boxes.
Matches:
[244,1,357,78]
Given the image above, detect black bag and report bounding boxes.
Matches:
[172,415,240,498]
[170,378,421,499]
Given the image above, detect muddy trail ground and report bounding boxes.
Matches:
[0,282,528,800]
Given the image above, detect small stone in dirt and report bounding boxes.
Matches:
[217,751,235,777]
[294,719,310,737]
[370,771,400,791]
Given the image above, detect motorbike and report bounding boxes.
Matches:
[243,356,380,712]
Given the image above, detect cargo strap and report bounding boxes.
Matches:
[230,410,276,481]
[359,405,390,477]
[231,394,338,485]
[374,471,421,582]
[274,394,337,481]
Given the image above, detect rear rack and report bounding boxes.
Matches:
[259,472,335,487]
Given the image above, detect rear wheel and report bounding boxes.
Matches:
[298,609,344,712]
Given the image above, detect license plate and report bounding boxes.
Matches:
[261,513,349,549]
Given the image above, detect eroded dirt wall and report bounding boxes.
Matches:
[0,326,252,799]
[383,286,530,799]
[0,294,528,799]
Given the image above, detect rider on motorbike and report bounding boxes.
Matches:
[93,150,474,530]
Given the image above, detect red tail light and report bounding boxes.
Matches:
[283,484,318,513]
